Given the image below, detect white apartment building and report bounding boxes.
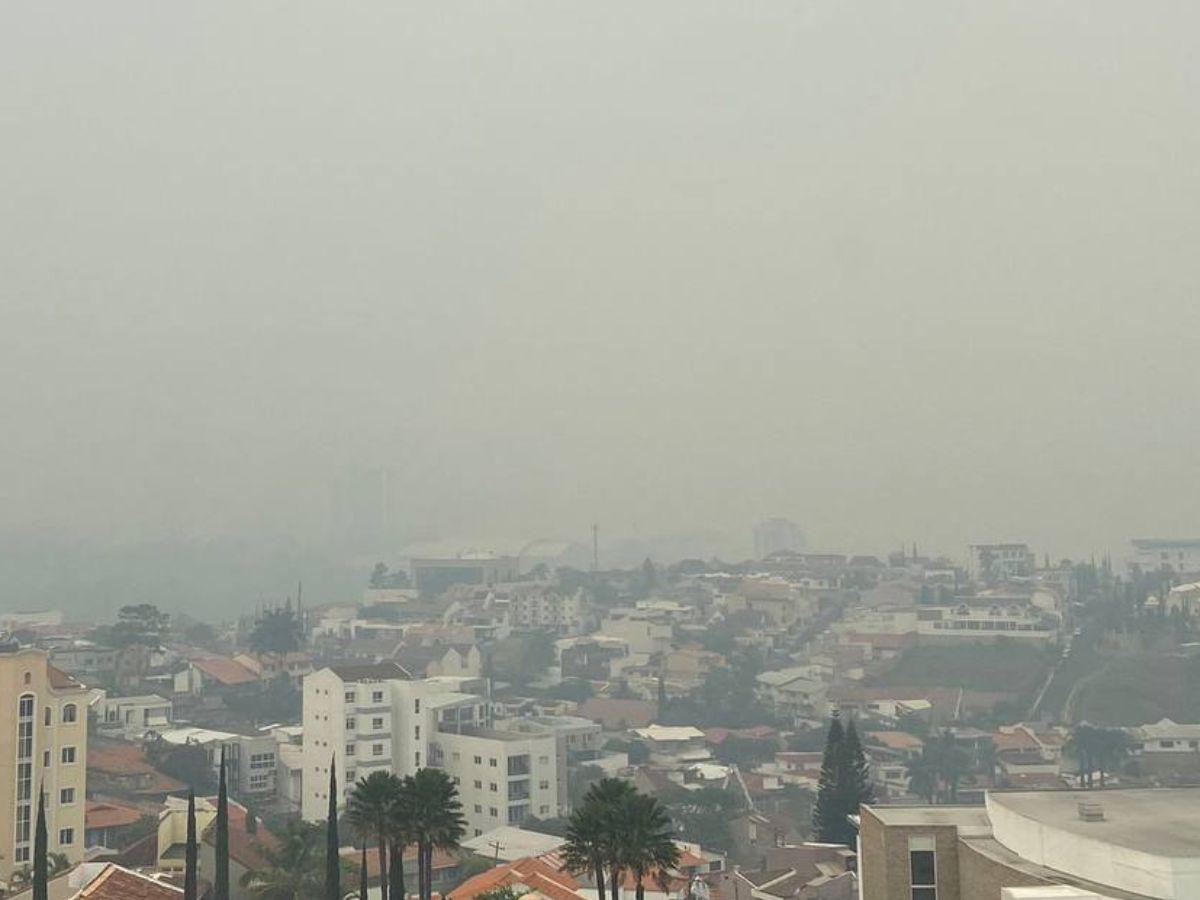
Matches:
[0,644,90,889]
[509,586,588,635]
[302,663,559,836]
[94,693,172,740]
[1130,538,1200,575]
[969,543,1036,582]
[156,726,278,798]
[598,610,673,655]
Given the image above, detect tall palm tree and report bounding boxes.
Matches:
[239,820,326,899]
[583,778,636,900]
[387,777,415,900]
[618,794,680,900]
[346,771,402,900]
[561,803,608,900]
[408,769,466,900]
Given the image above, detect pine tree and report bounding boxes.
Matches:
[837,717,874,841]
[215,746,230,900]
[327,758,342,900]
[33,787,48,900]
[184,791,198,900]
[812,711,845,842]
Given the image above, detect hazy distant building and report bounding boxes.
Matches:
[1130,538,1200,575]
[968,543,1035,582]
[408,552,519,598]
[754,518,805,559]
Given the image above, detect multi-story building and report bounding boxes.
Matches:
[0,642,90,888]
[1130,538,1200,575]
[968,543,1036,582]
[859,789,1200,900]
[509,586,588,635]
[94,692,173,740]
[753,518,805,559]
[156,726,278,799]
[302,663,558,836]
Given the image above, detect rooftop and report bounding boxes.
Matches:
[863,805,990,828]
[989,788,1200,858]
[328,661,413,682]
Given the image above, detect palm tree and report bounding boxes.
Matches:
[618,794,679,900]
[905,754,937,804]
[561,802,609,900]
[408,769,466,900]
[583,778,636,900]
[387,777,415,900]
[239,820,326,899]
[347,771,403,900]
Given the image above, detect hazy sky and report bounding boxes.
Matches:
[3,2,1199,563]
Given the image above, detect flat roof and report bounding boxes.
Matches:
[864,805,990,828]
[989,788,1200,858]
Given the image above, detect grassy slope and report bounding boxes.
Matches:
[874,642,1053,695]
[1076,653,1200,726]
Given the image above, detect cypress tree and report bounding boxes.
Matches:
[184,791,198,900]
[812,711,845,842]
[33,787,48,900]
[327,757,342,900]
[837,717,874,842]
[215,746,230,900]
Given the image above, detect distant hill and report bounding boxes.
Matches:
[0,535,362,623]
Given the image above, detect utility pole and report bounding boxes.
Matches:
[592,523,599,573]
[488,840,504,863]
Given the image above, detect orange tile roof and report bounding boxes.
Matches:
[86,799,145,830]
[191,656,260,686]
[79,864,183,898]
[48,664,83,689]
[448,856,583,900]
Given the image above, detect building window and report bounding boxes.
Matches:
[474,780,482,789]
[415,752,421,767]
[346,769,356,782]
[373,691,384,703]
[489,758,497,767]
[372,717,384,730]
[507,755,530,776]
[373,744,384,756]
[15,847,30,863]
[475,804,482,813]
[45,707,52,726]
[59,828,74,846]
[489,807,498,817]
[250,773,272,791]
[60,788,75,805]
[474,755,482,765]
[909,836,937,900]
[62,703,77,724]
[489,783,498,792]
[346,718,357,730]
[539,780,550,790]
[347,744,356,757]
[61,746,77,764]
[414,726,420,740]
[345,691,356,702]
[415,698,420,713]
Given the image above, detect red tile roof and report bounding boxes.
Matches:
[48,664,83,689]
[86,799,144,830]
[448,856,583,900]
[78,864,183,898]
[191,656,260,686]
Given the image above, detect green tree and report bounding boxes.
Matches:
[838,718,874,818]
[250,604,304,654]
[93,603,171,649]
[668,785,742,856]
[33,788,48,900]
[326,761,341,900]
[408,768,467,900]
[812,712,846,842]
[215,747,230,900]
[619,794,680,900]
[185,791,199,900]
[561,802,609,900]
[239,820,328,899]
[346,771,401,900]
